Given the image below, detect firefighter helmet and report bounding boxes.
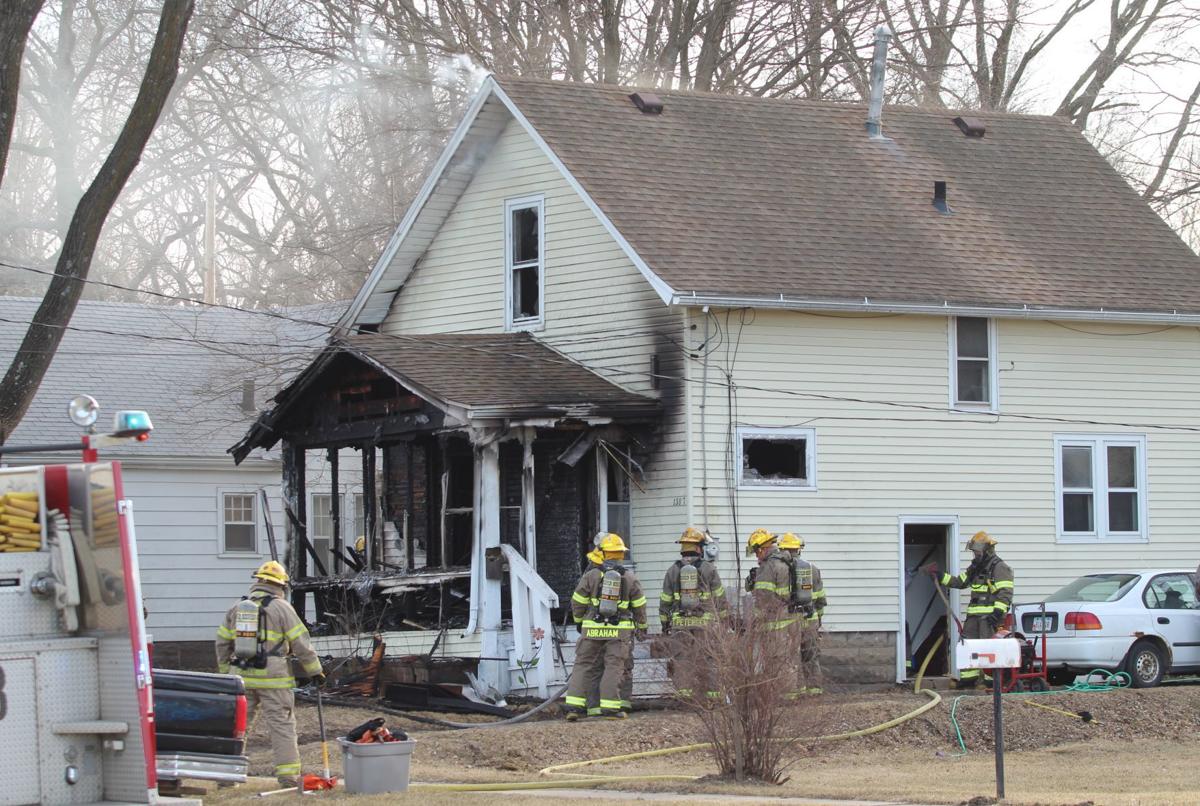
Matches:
[253,560,289,586]
[966,530,996,550]
[745,528,777,554]
[778,532,804,551]
[586,548,604,566]
[677,527,707,545]
[596,532,627,553]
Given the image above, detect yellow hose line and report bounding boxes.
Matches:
[413,775,698,792]
[913,633,945,694]
[538,688,943,777]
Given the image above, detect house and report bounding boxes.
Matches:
[0,297,361,667]
[231,66,1200,690]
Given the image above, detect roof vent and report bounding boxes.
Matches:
[241,379,256,413]
[932,181,952,215]
[953,116,986,138]
[630,92,664,115]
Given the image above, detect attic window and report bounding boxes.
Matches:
[630,92,663,114]
[953,116,986,138]
[736,427,817,490]
[505,195,544,330]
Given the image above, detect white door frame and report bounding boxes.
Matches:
[896,515,961,683]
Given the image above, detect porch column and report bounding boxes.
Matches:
[282,441,307,614]
[520,427,536,568]
[476,440,505,694]
[329,447,341,573]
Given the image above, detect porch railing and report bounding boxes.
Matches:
[500,543,559,697]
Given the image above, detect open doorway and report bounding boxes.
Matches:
[899,519,958,681]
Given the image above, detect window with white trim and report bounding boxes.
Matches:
[736,427,817,489]
[222,492,258,553]
[310,493,335,572]
[1055,435,1147,542]
[505,196,544,330]
[952,316,996,409]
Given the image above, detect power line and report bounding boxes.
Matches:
[4,260,1200,433]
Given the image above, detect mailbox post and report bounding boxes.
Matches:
[955,638,1021,799]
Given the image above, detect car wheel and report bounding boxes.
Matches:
[1123,640,1166,688]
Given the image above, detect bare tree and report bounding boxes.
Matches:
[0,0,44,182]
[0,0,194,441]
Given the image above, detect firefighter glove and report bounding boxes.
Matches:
[921,562,939,577]
[312,672,327,687]
[744,567,758,592]
[987,614,1003,633]
[661,622,671,636]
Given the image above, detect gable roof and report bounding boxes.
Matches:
[230,331,659,462]
[0,297,337,461]
[343,76,1200,327]
[343,333,657,417]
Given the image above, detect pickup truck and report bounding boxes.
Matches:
[153,668,249,787]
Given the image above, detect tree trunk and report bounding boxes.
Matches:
[0,0,195,443]
[0,0,44,185]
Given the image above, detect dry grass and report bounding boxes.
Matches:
[208,688,1200,804]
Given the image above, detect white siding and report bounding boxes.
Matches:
[379,119,691,613]
[127,465,281,642]
[686,310,1200,636]
[129,449,364,643]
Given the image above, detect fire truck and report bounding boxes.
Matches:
[1,396,246,804]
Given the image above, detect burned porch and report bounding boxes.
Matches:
[230,332,658,694]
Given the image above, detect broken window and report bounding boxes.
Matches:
[499,441,523,552]
[737,428,816,489]
[506,197,543,328]
[441,448,474,567]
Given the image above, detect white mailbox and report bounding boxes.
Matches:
[955,638,1021,670]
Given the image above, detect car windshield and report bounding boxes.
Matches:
[1045,574,1140,603]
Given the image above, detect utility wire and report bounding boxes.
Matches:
[4,260,1200,433]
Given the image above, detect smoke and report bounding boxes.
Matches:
[434,53,491,93]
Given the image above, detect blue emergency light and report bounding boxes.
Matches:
[112,410,153,440]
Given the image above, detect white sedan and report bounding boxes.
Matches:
[1011,569,1200,688]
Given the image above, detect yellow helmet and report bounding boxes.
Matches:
[745,528,777,554]
[596,532,627,553]
[677,527,706,545]
[586,548,604,566]
[253,560,289,586]
[778,532,804,551]
[966,530,996,549]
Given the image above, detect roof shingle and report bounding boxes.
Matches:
[496,78,1200,314]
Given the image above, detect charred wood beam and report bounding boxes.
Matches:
[363,444,378,571]
[330,447,341,574]
[284,502,328,577]
[282,442,307,614]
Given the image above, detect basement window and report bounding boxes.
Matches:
[505,195,544,330]
[736,428,816,490]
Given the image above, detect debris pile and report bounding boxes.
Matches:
[346,717,408,744]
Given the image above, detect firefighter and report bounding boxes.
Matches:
[215,561,324,787]
[779,532,826,695]
[660,527,728,699]
[745,528,796,630]
[924,530,1014,689]
[583,546,636,716]
[564,533,647,720]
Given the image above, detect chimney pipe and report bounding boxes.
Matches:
[865,24,892,139]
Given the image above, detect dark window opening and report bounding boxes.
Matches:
[605,449,631,544]
[512,207,539,264]
[513,265,539,320]
[742,438,807,484]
